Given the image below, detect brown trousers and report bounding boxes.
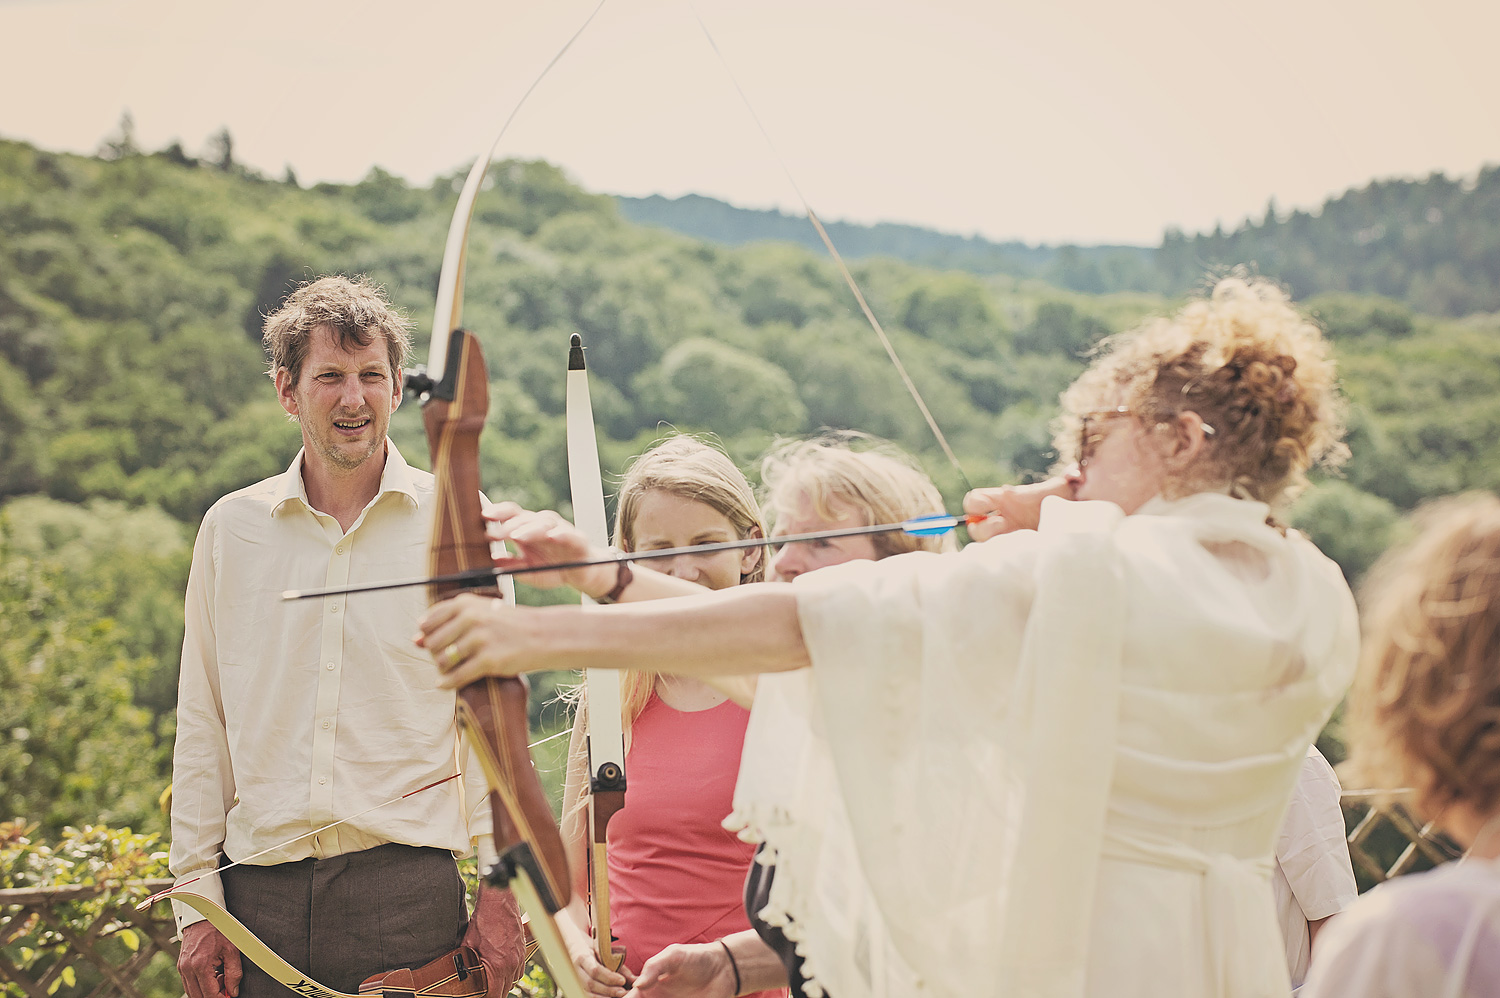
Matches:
[222,843,467,998]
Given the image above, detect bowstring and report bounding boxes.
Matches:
[685,1,972,493]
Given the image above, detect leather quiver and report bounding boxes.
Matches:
[358,945,488,998]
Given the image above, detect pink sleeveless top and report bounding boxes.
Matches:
[607,693,784,997]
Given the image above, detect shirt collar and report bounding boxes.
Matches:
[270,441,422,517]
[375,441,422,506]
[1136,491,1272,527]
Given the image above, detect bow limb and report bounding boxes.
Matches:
[426,0,610,380]
[166,894,361,998]
[564,334,628,972]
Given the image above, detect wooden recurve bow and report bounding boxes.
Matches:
[406,144,589,998]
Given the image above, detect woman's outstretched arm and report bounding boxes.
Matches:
[417,584,809,687]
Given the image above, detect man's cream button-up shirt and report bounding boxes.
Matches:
[168,444,506,933]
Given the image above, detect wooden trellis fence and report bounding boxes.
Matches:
[1340,789,1460,887]
[0,880,177,998]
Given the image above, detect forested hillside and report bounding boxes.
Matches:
[621,169,1500,316]
[4,134,1500,835]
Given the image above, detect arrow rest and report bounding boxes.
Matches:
[404,366,435,400]
[409,329,471,403]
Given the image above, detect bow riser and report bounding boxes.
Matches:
[454,677,569,912]
[420,331,502,599]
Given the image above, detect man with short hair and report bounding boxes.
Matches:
[170,275,522,998]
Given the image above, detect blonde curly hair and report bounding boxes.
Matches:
[760,432,956,557]
[1344,493,1500,821]
[1055,276,1346,511]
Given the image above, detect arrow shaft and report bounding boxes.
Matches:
[283,515,975,600]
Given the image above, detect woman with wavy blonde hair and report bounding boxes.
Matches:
[424,276,1359,998]
[534,434,783,998]
[1302,494,1500,998]
[607,435,767,722]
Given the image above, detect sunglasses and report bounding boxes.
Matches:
[1077,407,1215,469]
[1077,407,1132,470]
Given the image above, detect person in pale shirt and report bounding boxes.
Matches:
[169,276,522,998]
[1302,494,1500,998]
[758,433,958,583]
[421,277,1360,998]
[1273,746,1358,992]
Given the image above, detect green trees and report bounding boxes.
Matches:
[1289,480,1404,583]
[0,499,188,835]
[3,133,1498,841]
[1014,300,1111,356]
[9,133,1491,535]
[638,338,807,437]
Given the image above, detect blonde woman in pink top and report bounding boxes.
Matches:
[491,435,783,998]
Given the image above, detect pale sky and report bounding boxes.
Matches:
[2,0,1497,244]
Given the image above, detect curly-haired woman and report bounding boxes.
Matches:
[1302,495,1500,998]
[422,277,1359,998]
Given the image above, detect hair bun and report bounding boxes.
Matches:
[1055,274,1346,511]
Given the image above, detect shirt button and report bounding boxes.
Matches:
[319,778,327,785]
[322,719,330,729]
[329,603,340,613]
[336,544,345,555]
[326,662,335,671]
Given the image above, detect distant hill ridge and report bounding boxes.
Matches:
[614,192,1150,276]
[617,168,1500,317]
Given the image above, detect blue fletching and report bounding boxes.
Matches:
[901,514,959,537]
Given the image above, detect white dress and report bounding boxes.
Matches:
[1301,860,1500,998]
[728,493,1359,998]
